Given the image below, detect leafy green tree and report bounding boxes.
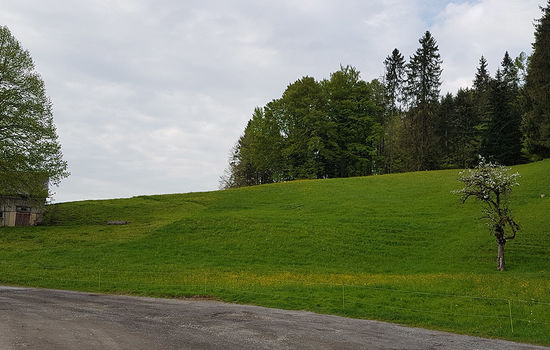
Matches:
[454,156,520,271]
[220,107,283,188]
[523,1,550,158]
[242,107,284,183]
[273,76,331,179]
[219,142,250,189]
[514,51,529,86]
[223,66,385,187]
[323,66,383,177]
[404,31,443,171]
[0,25,68,199]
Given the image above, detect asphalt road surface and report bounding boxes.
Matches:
[0,286,548,350]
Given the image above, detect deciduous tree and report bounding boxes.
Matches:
[454,156,520,271]
[0,25,68,199]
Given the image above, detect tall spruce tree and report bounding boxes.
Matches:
[474,56,491,92]
[437,92,455,167]
[501,51,519,88]
[405,31,442,106]
[382,49,406,173]
[471,56,492,160]
[452,89,480,168]
[384,48,406,114]
[404,31,443,170]
[473,56,492,149]
[483,53,523,165]
[523,1,550,158]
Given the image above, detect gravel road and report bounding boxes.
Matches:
[0,286,547,350]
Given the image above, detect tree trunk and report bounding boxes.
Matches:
[497,242,506,271]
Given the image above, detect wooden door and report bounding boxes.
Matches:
[15,213,31,226]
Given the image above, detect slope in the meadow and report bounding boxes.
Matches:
[32,159,550,275]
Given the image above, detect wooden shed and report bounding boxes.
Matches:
[0,196,45,227]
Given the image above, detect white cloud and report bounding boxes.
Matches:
[431,0,545,93]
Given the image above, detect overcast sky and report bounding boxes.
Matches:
[1,0,545,202]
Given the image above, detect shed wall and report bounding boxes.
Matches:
[0,197,44,227]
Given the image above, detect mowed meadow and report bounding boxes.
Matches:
[1,160,549,345]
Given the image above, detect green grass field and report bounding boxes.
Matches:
[1,160,549,345]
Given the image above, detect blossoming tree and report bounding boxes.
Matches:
[454,156,520,271]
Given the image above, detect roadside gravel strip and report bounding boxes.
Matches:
[0,286,548,350]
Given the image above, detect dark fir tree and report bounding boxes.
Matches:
[473,56,492,149]
[523,1,550,158]
[382,48,406,173]
[451,89,480,167]
[384,48,406,114]
[404,31,443,170]
[437,90,479,169]
[474,56,491,92]
[483,53,523,165]
[436,93,455,167]
[501,51,519,88]
[405,31,442,106]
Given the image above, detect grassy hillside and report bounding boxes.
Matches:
[1,160,549,344]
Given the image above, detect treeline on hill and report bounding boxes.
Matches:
[221,3,550,189]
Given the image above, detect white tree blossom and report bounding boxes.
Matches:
[454,156,520,270]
